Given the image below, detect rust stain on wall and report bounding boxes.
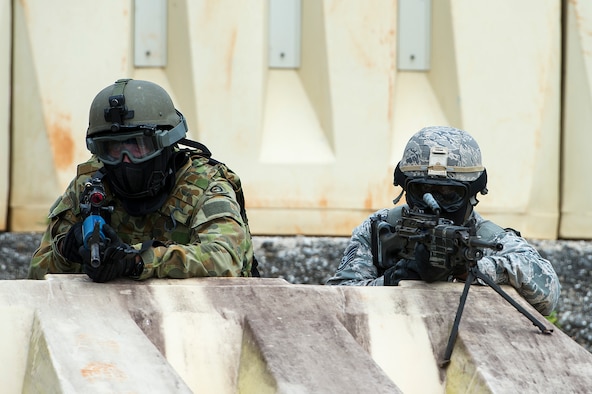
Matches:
[225,28,237,91]
[387,28,396,124]
[80,362,127,382]
[47,112,74,170]
[363,190,373,210]
[75,333,120,352]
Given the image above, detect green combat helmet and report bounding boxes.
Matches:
[85,79,189,215]
[393,126,488,224]
[86,78,187,152]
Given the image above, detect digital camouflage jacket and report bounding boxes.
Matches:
[28,153,254,280]
[325,207,561,315]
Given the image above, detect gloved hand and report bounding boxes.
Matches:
[383,259,421,286]
[414,243,451,283]
[61,222,84,263]
[81,224,141,283]
[451,264,469,281]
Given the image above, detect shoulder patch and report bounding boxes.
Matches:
[209,185,225,194]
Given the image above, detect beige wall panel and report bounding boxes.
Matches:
[181,0,400,235]
[374,0,560,239]
[10,0,134,231]
[445,0,560,239]
[246,0,560,237]
[9,1,561,239]
[561,0,592,239]
[0,0,10,231]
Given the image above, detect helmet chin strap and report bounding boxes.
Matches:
[392,189,404,205]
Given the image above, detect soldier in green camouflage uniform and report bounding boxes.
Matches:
[29,79,255,282]
[326,126,560,315]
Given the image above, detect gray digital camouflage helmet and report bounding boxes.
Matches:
[394,126,488,197]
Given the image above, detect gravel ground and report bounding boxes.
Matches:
[1,232,590,353]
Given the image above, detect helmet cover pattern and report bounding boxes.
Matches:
[399,126,484,182]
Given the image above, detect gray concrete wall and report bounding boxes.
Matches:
[2,276,591,393]
[0,233,591,355]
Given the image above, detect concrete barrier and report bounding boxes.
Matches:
[1,276,590,393]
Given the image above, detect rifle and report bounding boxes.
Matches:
[372,193,553,367]
[373,193,502,273]
[80,176,113,268]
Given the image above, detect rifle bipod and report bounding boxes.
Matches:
[439,265,553,368]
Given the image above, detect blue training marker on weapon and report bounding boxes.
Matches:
[82,215,106,268]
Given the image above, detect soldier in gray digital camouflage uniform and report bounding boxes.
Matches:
[29,79,257,282]
[326,126,560,315]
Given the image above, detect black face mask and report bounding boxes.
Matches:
[106,151,170,198]
[104,147,177,215]
[440,204,472,225]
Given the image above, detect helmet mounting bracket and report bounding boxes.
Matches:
[104,79,135,130]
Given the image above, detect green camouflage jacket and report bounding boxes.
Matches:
[325,207,561,315]
[28,153,254,280]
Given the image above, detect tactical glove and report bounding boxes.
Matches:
[383,259,421,286]
[61,222,84,264]
[414,243,451,283]
[81,224,142,283]
[451,264,469,281]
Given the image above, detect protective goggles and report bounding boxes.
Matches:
[405,178,469,212]
[87,131,164,165]
[87,116,187,165]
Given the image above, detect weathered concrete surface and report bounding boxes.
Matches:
[3,233,592,355]
[1,276,590,393]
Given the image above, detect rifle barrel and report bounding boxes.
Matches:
[90,243,101,268]
[469,237,503,251]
